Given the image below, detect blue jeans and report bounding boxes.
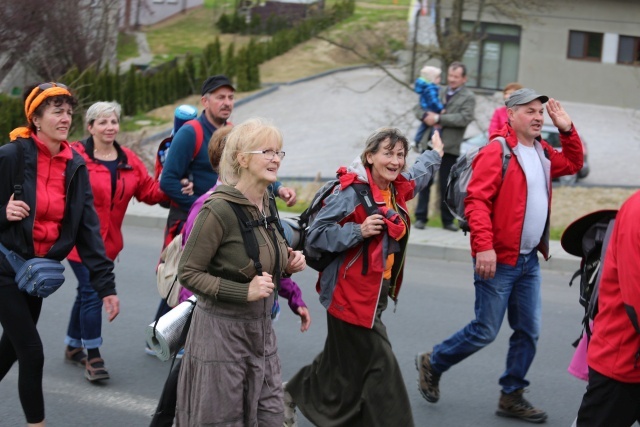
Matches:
[431,250,542,393]
[65,261,103,349]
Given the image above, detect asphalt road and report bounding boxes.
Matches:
[0,224,590,426]
[229,67,640,188]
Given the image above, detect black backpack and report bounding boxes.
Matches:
[281,180,379,272]
[561,209,617,343]
[444,137,511,233]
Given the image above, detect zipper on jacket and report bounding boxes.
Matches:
[47,161,81,255]
[343,246,363,278]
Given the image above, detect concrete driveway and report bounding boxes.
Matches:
[231,66,639,187]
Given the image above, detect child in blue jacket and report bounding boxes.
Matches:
[413,65,444,150]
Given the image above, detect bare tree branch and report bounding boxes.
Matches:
[315,35,412,90]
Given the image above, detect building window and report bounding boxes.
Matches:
[460,22,521,91]
[618,35,640,65]
[568,31,603,61]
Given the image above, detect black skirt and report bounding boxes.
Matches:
[287,280,414,427]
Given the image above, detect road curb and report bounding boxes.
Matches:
[124,212,579,274]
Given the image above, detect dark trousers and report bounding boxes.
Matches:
[576,367,640,427]
[150,359,182,427]
[415,152,457,224]
[0,261,45,423]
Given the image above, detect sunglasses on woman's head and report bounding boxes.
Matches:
[37,82,68,91]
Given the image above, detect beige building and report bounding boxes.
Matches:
[413,0,640,108]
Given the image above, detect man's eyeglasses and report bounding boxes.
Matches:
[38,82,68,91]
[244,149,286,160]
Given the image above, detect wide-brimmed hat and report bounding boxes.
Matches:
[561,210,617,257]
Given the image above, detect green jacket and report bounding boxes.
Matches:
[415,85,476,156]
[178,184,289,303]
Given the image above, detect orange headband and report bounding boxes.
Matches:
[24,85,72,122]
[9,84,73,141]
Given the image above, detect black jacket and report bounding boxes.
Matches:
[0,138,116,298]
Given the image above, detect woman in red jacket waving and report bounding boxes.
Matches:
[63,101,191,382]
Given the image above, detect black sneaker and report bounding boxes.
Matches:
[414,220,427,230]
[415,352,441,403]
[496,389,548,423]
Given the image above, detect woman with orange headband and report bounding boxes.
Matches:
[0,83,120,427]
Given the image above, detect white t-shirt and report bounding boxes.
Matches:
[517,143,548,253]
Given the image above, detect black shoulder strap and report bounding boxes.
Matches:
[267,195,285,237]
[13,140,25,198]
[584,218,616,339]
[493,137,512,179]
[227,199,282,319]
[351,182,379,275]
[227,202,263,276]
[351,182,378,216]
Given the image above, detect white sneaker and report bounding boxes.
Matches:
[283,383,297,427]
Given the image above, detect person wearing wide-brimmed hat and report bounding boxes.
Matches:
[0,83,120,426]
[416,88,584,423]
[573,191,640,426]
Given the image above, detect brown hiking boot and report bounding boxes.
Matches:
[415,352,441,403]
[496,389,548,423]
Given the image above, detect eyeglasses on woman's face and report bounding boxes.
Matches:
[243,149,286,160]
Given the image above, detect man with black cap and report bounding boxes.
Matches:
[416,88,584,423]
[149,75,237,357]
[160,74,235,232]
[160,75,296,245]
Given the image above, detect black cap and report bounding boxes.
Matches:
[201,75,235,96]
[505,88,549,108]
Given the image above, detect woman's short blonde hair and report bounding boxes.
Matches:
[219,118,283,185]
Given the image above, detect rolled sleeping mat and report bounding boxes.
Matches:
[279,217,302,252]
[145,295,197,361]
[172,104,198,136]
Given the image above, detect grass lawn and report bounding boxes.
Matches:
[117,32,139,62]
[120,0,412,65]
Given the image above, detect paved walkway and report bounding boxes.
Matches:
[119,32,153,73]
[123,200,580,273]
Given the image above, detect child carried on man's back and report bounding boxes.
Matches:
[413,65,444,151]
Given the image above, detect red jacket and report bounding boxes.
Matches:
[32,134,73,256]
[588,191,640,382]
[306,150,441,328]
[67,138,168,262]
[465,124,583,266]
